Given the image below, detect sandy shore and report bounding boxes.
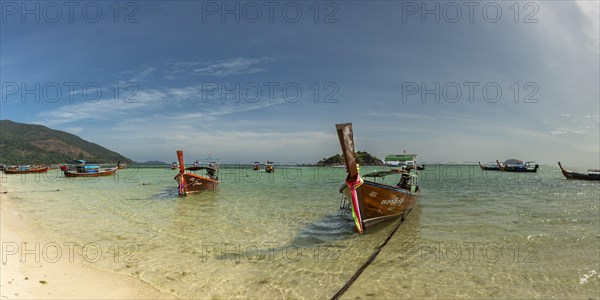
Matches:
[0,183,177,299]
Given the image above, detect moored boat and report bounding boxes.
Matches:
[253,161,261,170]
[558,162,600,181]
[63,160,119,177]
[384,153,416,167]
[479,161,501,171]
[174,150,219,196]
[384,153,423,170]
[117,161,127,169]
[404,161,425,171]
[496,159,539,172]
[2,165,50,174]
[265,161,274,173]
[336,123,420,233]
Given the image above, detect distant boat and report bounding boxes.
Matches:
[117,161,127,169]
[384,153,416,167]
[336,123,420,233]
[265,161,274,173]
[496,159,539,173]
[253,161,261,170]
[63,160,119,177]
[404,161,425,171]
[385,154,423,170]
[479,161,501,171]
[558,162,600,181]
[2,165,49,174]
[174,150,219,196]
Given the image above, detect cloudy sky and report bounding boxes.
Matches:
[1,1,598,166]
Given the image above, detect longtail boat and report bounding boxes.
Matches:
[117,161,127,169]
[2,165,50,174]
[384,153,424,170]
[253,161,261,170]
[496,159,539,173]
[558,162,600,181]
[336,123,420,233]
[265,161,274,173]
[63,160,119,177]
[479,161,501,171]
[174,150,219,196]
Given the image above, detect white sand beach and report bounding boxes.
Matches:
[0,183,176,299]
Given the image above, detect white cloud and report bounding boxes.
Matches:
[36,83,286,127]
[192,57,274,77]
[65,127,83,134]
[160,57,275,80]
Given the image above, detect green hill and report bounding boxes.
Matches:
[317,151,384,166]
[0,120,132,164]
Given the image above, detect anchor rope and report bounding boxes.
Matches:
[330,217,405,300]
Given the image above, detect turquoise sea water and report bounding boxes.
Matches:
[2,165,599,298]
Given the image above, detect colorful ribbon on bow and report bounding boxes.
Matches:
[346,174,364,233]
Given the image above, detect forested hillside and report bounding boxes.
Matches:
[0,120,132,164]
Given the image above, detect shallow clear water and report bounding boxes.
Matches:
[2,165,599,298]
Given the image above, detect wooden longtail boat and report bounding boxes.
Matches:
[63,160,119,177]
[336,123,420,233]
[117,161,127,169]
[2,165,50,174]
[253,162,261,170]
[479,161,501,171]
[496,159,539,173]
[174,150,219,196]
[265,161,274,173]
[405,162,425,171]
[558,162,600,181]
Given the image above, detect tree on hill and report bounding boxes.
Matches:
[0,120,132,164]
[317,151,383,166]
[356,151,384,165]
[317,154,344,166]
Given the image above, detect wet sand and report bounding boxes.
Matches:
[0,183,176,299]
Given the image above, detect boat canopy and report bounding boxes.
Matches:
[74,160,87,164]
[363,170,417,178]
[504,159,523,165]
[384,154,417,162]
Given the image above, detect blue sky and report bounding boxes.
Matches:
[1,1,598,166]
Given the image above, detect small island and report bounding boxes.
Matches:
[317,151,384,166]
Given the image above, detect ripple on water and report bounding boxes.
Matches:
[4,166,599,298]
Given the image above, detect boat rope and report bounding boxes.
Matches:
[330,217,405,300]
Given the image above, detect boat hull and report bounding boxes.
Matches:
[501,167,538,173]
[479,162,500,171]
[3,167,49,174]
[480,166,501,171]
[175,173,219,193]
[496,160,538,172]
[64,168,118,177]
[558,162,600,181]
[341,180,419,230]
